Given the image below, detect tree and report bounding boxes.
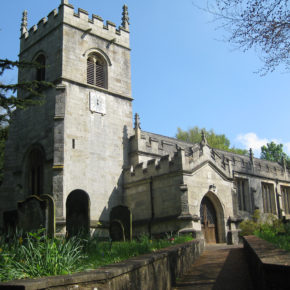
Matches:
[260,141,290,165]
[198,0,290,74]
[0,58,54,184]
[0,59,54,125]
[176,126,247,155]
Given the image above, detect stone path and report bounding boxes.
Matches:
[174,244,254,290]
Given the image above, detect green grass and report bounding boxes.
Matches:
[0,230,193,282]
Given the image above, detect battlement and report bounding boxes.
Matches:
[20,1,130,53]
[213,150,289,181]
[125,150,188,183]
[130,131,195,161]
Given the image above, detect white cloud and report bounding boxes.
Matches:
[236,133,290,157]
[237,132,267,148]
[284,143,290,155]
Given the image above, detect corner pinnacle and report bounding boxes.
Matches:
[21,10,28,35]
[121,4,129,31]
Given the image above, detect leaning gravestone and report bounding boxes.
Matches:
[109,220,125,241]
[17,194,55,236]
[40,194,55,237]
[109,206,132,241]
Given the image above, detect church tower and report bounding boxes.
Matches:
[0,0,133,234]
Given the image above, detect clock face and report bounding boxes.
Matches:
[89,91,106,115]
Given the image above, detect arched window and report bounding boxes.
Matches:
[87,53,107,89]
[27,148,44,195]
[35,54,46,81]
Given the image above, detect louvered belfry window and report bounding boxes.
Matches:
[87,54,107,89]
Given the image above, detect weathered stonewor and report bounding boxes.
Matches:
[0,239,205,290]
[20,1,129,52]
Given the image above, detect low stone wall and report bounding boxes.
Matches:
[243,235,290,290]
[0,239,204,290]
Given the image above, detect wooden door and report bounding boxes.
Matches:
[200,196,218,243]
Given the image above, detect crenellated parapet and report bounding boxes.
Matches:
[125,149,191,183]
[20,0,130,54]
[213,149,289,181]
[129,128,289,182]
[129,130,197,166]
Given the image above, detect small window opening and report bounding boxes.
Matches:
[35,54,46,81]
[28,148,44,196]
[72,139,75,149]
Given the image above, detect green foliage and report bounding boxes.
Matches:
[82,233,193,270]
[260,141,290,166]
[0,126,8,184]
[0,59,54,184]
[0,229,85,281]
[0,59,54,125]
[239,210,290,252]
[255,222,290,252]
[176,126,247,155]
[0,230,193,282]
[239,210,260,236]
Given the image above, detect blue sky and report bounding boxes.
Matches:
[0,0,289,156]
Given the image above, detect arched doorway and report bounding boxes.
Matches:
[200,196,218,243]
[66,190,90,237]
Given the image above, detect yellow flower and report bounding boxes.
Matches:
[19,237,23,245]
[0,248,2,253]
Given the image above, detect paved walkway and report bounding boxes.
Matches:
[174,244,254,290]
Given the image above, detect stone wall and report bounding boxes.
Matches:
[0,239,205,290]
[0,88,56,227]
[243,235,290,290]
[63,82,133,223]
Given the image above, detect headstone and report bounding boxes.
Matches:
[40,194,55,237]
[17,195,47,232]
[3,210,18,233]
[17,194,55,235]
[109,220,125,241]
[110,206,132,241]
[66,190,90,237]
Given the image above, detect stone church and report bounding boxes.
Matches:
[0,0,289,244]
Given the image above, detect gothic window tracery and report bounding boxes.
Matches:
[236,178,249,211]
[262,182,276,214]
[281,186,290,214]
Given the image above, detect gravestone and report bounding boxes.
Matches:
[66,190,90,237]
[3,210,18,233]
[18,195,47,232]
[40,194,55,237]
[109,220,125,241]
[110,206,132,241]
[17,194,55,236]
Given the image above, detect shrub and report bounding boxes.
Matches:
[239,209,261,236]
[239,210,290,252]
